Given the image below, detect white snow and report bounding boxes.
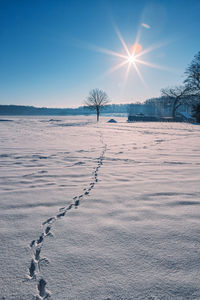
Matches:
[0,116,200,299]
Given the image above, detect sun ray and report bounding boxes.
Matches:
[123,62,132,86]
[114,25,131,56]
[103,60,129,76]
[72,39,127,60]
[135,39,172,59]
[135,58,173,71]
[133,63,147,87]
[88,44,127,59]
[132,25,142,56]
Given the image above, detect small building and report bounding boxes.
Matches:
[175,112,195,123]
[128,114,158,122]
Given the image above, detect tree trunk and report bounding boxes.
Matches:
[172,104,176,120]
[172,98,179,120]
[96,107,100,122]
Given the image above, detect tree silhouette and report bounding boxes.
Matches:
[185,51,200,96]
[84,89,109,122]
[161,85,191,119]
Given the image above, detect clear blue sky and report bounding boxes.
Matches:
[0,0,200,107]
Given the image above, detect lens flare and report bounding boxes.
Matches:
[131,43,142,55]
[79,24,172,85]
[101,25,170,85]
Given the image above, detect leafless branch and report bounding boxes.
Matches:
[84,88,110,121]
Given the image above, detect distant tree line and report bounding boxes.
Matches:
[0,105,91,116]
[0,104,133,116]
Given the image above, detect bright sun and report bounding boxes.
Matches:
[127,55,136,64]
[86,24,169,85]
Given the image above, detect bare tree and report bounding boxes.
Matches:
[161,85,191,119]
[84,88,110,122]
[184,51,200,96]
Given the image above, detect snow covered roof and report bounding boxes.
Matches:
[178,112,194,120]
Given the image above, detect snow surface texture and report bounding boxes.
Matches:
[0,116,200,300]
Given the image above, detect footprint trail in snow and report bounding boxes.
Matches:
[27,132,107,299]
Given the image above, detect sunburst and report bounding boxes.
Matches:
[89,24,171,86]
[104,25,170,86]
[75,24,173,86]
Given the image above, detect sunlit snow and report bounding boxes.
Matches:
[0,116,200,299]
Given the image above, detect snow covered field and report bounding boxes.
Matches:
[0,116,200,300]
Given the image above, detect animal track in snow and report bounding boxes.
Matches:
[37,278,50,299]
[42,217,55,225]
[29,259,36,278]
[27,132,107,299]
